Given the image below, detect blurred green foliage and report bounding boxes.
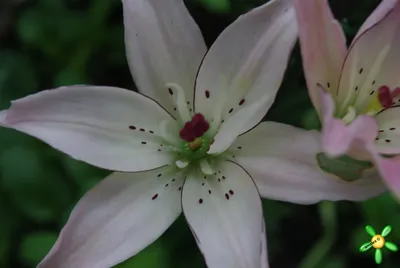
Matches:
[0,0,399,267]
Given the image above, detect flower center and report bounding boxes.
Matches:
[179,113,213,161]
[365,85,394,115]
[342,85,398,124]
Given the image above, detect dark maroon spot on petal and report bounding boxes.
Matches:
[218,171,221,173]
[354,86,358,91]
[208,190,211,194]
[157,173,162,177]
[237,146,242,149]
[139,128,145,132]
[229,190,234,195]
[202,183,205,186]
[372,80,376,85]
[172,179,175,182]
[204,176,207,179]
[386,139,391,143]
[229,108,233,114]
[214,172,217,175]
[222,176,226,180]
[327,82,330,88]
[375,137,379,141]
[149,130,154,134]
[225,193,230,200]
[165,183,169,187]
[370,91,375,95]
[160,144,164,146]
[232,155,236,158]
[168,88,173,95]
[157,149,162,151]
[141,141,147,144]
[218,179,221,182]
[199,198,203,204]
[390,127,396,130]
[379,130,384,132]
[129,125,136,130]
[178,187,182,191]
[239,99,245,106]
[187,101,190,105]
[205,90,210,98]
[359,68,363,74]
[221,120,224,123]
[174,107,177,111]
[152,194,158,200]
[378,85,393,108]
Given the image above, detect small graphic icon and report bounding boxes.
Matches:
[359,225,398,264]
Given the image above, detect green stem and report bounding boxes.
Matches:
[299,201,337,268]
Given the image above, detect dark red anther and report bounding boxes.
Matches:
[391,87,400,99]
[191,114,209,138]
[378,85,393,108]
[179,113,210,142]
[179,122,196,142]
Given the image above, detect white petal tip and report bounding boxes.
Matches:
[176,160,189,169]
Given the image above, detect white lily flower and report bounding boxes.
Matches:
[0,0,385,267]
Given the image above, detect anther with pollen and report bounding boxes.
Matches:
[179,113,210,142]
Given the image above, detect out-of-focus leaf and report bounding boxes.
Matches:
[0,146,73,222]
[198,0,231,13]
[0,200,20,267]
[0,51,37,107]
[316,153,373,182]
[301,108,321,130]
[19,231,57,266]
[115,239,170,268]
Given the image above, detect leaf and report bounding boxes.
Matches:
[115,239,170,268]
[199,0,231,13]
[0,51,38,108]
[19,231,58,266]
[0,146,73,222]
[316,153,373,182]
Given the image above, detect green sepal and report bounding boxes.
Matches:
[317,153,373,182]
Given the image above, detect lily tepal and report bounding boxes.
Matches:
[294,0,400,199]
[0,0,385,267]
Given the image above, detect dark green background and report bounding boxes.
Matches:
[0,0,399,267]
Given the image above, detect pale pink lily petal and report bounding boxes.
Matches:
[354,0,399,41]
[0,110,5,126]
[260,220,269,268]
[1,86,176,172]
[233,122,385,204]
[122,0,207,115]
[336,2,400,113]
[365,143,400,199]
[318,85,378,157]
[374,107,400,154]
[182,161,265,268]
[194,0,297,135]
[293,0,347,116]
[39,168,183,268]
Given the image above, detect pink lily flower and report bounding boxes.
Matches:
[294,0,400,198]
[0,0,385,267]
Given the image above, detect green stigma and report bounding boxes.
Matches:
[180,135,213,161]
